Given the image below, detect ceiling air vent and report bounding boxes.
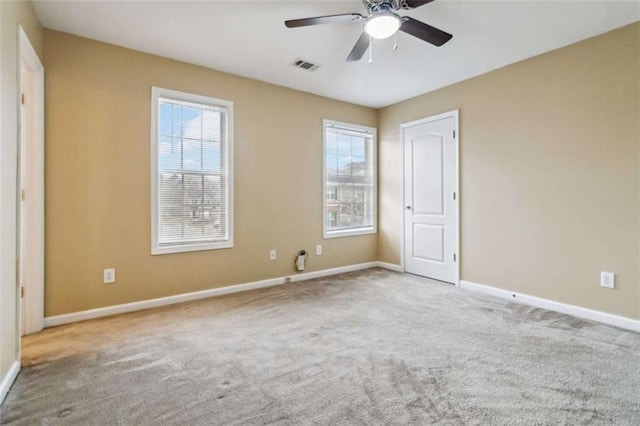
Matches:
[292,58,321,72]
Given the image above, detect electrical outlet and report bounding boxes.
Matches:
[600,271,614,289]
[270,249,277,261]
[104,268,116,284]
[316,244,322,256]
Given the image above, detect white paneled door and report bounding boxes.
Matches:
[403,112,458,284]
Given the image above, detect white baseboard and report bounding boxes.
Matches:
[44,262,378,328]
[460,280,640,333]
[0,361,20,405]
[375,261,404,272]
[290,262,377,282]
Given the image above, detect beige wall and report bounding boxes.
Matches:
[38,22,640,321]
[379,23,640,320]
[0,0,42,392]
[43,30,377,317]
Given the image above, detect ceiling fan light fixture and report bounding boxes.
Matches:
[364,12,401,40]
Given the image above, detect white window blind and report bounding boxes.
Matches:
[323,120,377,238]
[151,87,233,254]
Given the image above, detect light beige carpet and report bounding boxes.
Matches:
[2,268,639,424]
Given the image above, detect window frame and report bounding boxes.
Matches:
[322,119,377,239]
[150,86,234,255]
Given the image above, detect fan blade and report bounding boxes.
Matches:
[399,17,452,46]
[403,0,436,8]
[285,13,363,28]
[346,32,370,62]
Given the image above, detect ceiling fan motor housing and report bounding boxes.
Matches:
[366,0,417,13]
[367,1,401,14]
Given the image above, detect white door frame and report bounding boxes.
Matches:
[17,26,45,337]
[400,109,460,286]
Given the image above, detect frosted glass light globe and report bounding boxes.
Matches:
[364,13,401,40]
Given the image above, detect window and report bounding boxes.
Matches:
[323,119,377,238]
[326,186,338,201]
[151,87,233,254]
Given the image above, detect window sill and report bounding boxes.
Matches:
[323,228,376,239]
[152,240,233,255]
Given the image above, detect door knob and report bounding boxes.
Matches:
[406,205,411,210]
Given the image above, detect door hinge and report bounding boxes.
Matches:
[453,130,456,139]
[21,189,25,201]
[21,286,24,298]
[453,253,457,262]
[453,192,456,200]
[21,93,25,105]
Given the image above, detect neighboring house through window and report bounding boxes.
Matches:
[151,87,233,254]
[323,119,377,238]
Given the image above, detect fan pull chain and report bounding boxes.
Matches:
[368,34,373,64]
[394,32,398,50]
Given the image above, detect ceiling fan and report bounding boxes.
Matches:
[284,0,453,62]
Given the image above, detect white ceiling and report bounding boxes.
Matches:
[33,0,639,108]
